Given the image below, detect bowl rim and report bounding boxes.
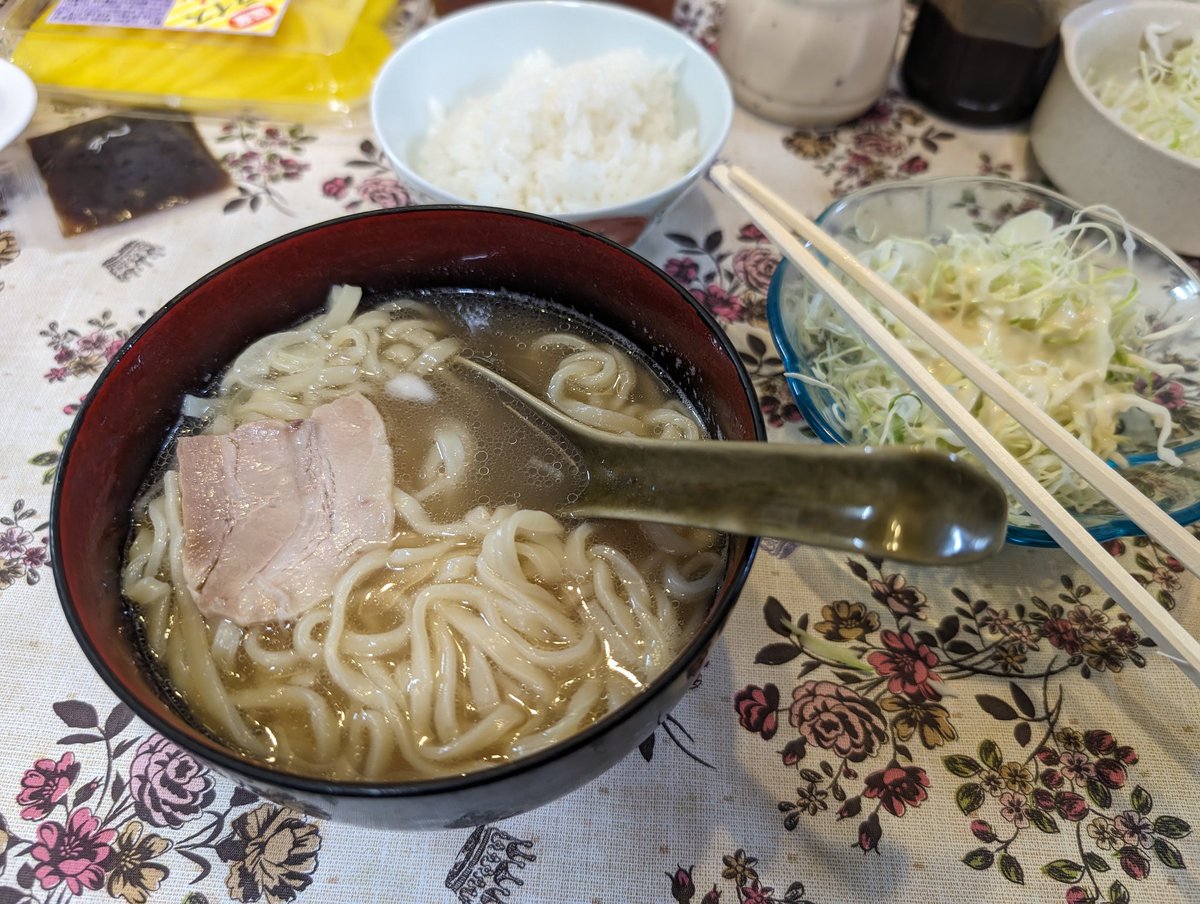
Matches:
[368,0,735,221]
[765,175,1200,548]
[1057,0,1200,172]
[50,204,763,798]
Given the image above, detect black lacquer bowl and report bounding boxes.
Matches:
[51,206,763,830]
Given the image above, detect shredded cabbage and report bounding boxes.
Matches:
[792,209,1183,518]
[1088,24,1200,159]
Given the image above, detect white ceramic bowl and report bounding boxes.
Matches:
[369,0,733,245]
[1031,0,1200,255]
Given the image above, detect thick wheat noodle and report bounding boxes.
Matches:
[416,428,469,502]
[439,604,554,693]
[477,596,598,669]
[467,643,502,712]
[232,685,338,763]
[592,544,670,668]
[320,549,396,716]
[123,293,722,780]
[355,709,394,779]
[640,523,702,557]
[210,619,243,674]
[663,551,725,602]
[292,608,331,660]
[433,619,460,743]
[244,630,307,671]
[512,678,603,755]
[122,495,171,656]
[644,405,703,440]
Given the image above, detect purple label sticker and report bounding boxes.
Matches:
[47,0,177,29]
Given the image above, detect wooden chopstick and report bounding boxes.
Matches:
[709,162,1200,684]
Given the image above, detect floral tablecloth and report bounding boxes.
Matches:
[1,4,1198,904]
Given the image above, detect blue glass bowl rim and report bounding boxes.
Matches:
[764,176,1200,548]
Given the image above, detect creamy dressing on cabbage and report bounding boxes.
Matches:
[794,209,1181,516]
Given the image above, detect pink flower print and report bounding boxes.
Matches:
[862,765,930,817]
[17,752,79,820]
[357,175,409,208]
[31,807,116,894]
[788,680,887,762]
[1065,887,1089,904]
[54,346,76,364]
[1120,847,1150,880]
[322,176,351,200]
[979,607,1016,634]
[1068,605,1108,638]
[46,367,70,382]
[898,155,929,175]
[867,630,944,701]
[278,157,305,181]
[998,791,1029,828]
[740,880,774,904]
[731,246,779,293]
[1043,617,1082,654]
[734,684,779,740]
[1138,374,1187,411]
[0,526,32,558]
[104,338,124,361]
[664,256,699,283]
[1113,809,1154,849]
[76,330,110,354]
[1108,624,1139,650]
[869,573,928,619]
[1154,380,1185,410]
[853,131,905,158]
[1150,565,1182,592]
[23,543,48,568]
[1058,751,1095,784]
[128,735,216,829]
[738,223,767,243]
[860,100,893,123]
[689,284,744,321]
[1055,791,1090,822]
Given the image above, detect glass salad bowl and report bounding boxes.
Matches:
[766,176,1200,547]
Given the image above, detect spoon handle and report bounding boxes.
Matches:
[455,356,1007,565]
[573,436,1008,565]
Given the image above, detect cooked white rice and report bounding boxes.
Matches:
[414,48,700,214]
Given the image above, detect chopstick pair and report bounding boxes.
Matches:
[709,162,1200,686]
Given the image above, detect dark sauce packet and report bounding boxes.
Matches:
[27,113,231,236]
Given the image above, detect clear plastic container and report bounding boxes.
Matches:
[0,0,409,119]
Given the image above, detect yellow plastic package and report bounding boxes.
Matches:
[3,0,403,118]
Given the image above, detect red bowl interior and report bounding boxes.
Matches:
[51,206,763,798]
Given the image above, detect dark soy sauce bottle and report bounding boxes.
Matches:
[901,0,1061,125]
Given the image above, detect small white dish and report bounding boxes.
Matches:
[0,59,36,152]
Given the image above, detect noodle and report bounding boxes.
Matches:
[121,287,725,781]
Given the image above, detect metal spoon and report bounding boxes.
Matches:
[456,358,1008,565]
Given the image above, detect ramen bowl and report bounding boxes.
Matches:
[369,0,733,245]
[766,176,1200,547]
[51,206,762,830]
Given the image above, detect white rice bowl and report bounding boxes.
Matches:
[370,0,733,244]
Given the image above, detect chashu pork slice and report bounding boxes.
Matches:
[177,392,394,626]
